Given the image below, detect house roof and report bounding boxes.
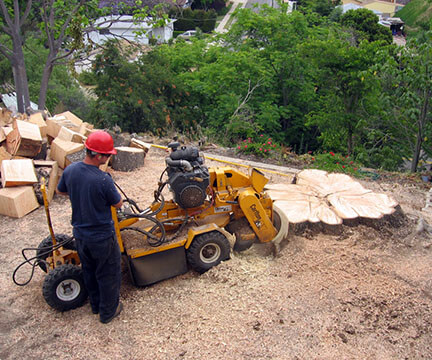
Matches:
[339,3,382,14]
[1,93,38,111]
[95,15,175,30]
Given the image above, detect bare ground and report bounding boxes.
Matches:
[1,147,432,360]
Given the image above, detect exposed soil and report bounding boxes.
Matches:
[1,146,432,360]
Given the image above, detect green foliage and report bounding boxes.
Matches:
[0,35,12,85]
[193,0,227,12]
[77,70,97,86]
[91,41,195,134]
[298,0,342,17]
[340,9,392,44]
[308,151,363,176]
[303,37,386,155]
[170,7,217,32]
[235,135,280,158]
[375,31,432,172]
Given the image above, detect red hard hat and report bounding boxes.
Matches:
[85,131,117,155]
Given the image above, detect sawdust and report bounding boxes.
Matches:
[1,147,432,360]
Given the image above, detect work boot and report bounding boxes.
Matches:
[100,302,123,324]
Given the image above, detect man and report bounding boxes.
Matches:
[57,130,123,324]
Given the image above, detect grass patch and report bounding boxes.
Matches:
[396,0,432,36]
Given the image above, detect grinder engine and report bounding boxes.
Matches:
[165,142,210,209]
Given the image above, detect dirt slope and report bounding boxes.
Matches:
[1,147,432,360]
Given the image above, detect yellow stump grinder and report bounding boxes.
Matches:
[14,142,289,311]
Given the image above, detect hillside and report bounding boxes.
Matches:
[396,0,432,35]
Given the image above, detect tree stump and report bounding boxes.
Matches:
[111,147,145,172]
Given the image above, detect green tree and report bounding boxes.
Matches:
[303,36,384,155]
[225,7,319,150]
[377,31,432,172]
[0,0,167,113]
[91,41,192,134]
[340,8,392,45]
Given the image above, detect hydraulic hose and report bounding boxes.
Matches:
[12,236,75,286]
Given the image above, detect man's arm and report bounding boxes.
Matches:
[56,188,68,196]
[113,198,123,209]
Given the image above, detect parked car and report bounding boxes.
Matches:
[177,30,197,40]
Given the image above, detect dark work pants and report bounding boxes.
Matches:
[75,235,121,322]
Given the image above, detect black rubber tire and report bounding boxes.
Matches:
[186,231,230,273]
[42,264,88,312]
[36,234,76,273]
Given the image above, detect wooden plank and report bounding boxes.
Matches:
[33,160,59,203]
[1,158,38,187]
[57,126,86,143]
[49,138,84,169]
[28,112,48,138]
[6,119,42,157]
[0,186,39,218]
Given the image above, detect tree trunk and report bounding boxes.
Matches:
[347,121,353,156]
[38,60,54,110]
[410,132,422,173]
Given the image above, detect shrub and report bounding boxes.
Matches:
[308,151,363,176]
[235,135,280,158]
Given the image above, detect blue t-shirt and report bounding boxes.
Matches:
[57,162,121,241]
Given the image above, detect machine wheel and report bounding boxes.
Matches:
[42,264,88,312]
[187,231,230,273]
[227,206,289,253]
[36,234,76,273]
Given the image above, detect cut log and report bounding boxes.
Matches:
[56,111,83,128]
[2,126,13,137]
[79,122,94,136]
[1,159,38,187]
[49,138,84,169]
[34,139,48,160]
[57,126,86,144]
[0,186,39,218]
[0,146,12,167]
[6,119,42,157]
[0,127,5,143]
[130,138,151,154]
[65,147,86,168]
[28,112,48,138]
[0,107,13,126]
[33,160,59,204]
[64,148,111,171]
[46,116,80,138]
[111,146,145,172]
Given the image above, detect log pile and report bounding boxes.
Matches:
[0,107,149,218]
